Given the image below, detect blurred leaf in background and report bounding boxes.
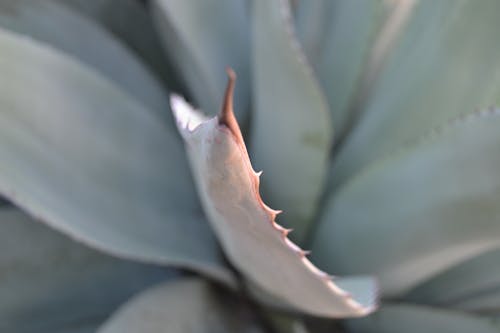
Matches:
[1,0,500,332]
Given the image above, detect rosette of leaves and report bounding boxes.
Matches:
[2,0,500,332]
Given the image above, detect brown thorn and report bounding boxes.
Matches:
[219,67,245,146]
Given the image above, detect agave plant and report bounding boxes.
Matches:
[3,0,500,332]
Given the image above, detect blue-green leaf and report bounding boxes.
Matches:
[55,0,179,89]
[0,28,232,285]
[296,0,387,138]
[0,0,169,117]
[251,0,332,240]
[98,279,263,333]
[294,0,333,66]
[332,0,500,186]
[407,249,500,312]
[347,304,500,333]
[313,109,500,296]
[151,0,250,120]
[0,208,172,333]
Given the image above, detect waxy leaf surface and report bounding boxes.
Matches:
[0,208,171,333]
[407,249,500,313]
[332,0,500,186]
[171,87,377,318]
[0,28,232,285]
[314,109,500,296]
[152,0,250,120]
[347,304,500,333]
[56,0,178,87]
[99,279,263,333]
[252,0,332,240]
[0,0,169,117]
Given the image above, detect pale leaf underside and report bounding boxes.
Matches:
[170,72,377,318]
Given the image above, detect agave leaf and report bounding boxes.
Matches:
[407,249,500,312]
[0,0,169,117]
[294,0,333,66]
[332,0,500,186]
[251,0,332,241]
[55,0,178,89]
[313,108,500,296]
[347,303,500,333]
[98,278,263,333]
[296,0,387,138]
[453,290,500,314]
[151,0,250,121]
[0,207,173,333]
[0,28,232,285]
[407,249,500,304]
[170,75,377,318]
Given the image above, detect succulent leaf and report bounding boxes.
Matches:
[171,72,377,318]
[55,0,178,88]
[0,207,172,333]
[294,0,333,66]
[407,249,500,311]
[296,0,387,138]
[332,0,500,186]
[347,303,500,333]
[251,0,332,241]
[313,108,500,296]
[151,0,250,120]
[0,0,169,117]
[0,28,232,285]
[98,278,263,333]
[453,289,500,314]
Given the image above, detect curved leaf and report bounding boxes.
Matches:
[98,278,263,333]
[0,0,169,117]
[0,28,232,285]
[294,0,333,67]
[0,207,172,333]
[347,303,500,333]
[55,0,179,89]
[407,249,500,311]
[454,290,500,314]
[297,0,386,138]
[171,81,377,318]
[332,0,500,186]
[251,0,332,240]
[313,108,500,296]
[151,0,250,121]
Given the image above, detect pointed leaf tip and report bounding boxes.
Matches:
[218,67,245,147]
[171,86,378,318]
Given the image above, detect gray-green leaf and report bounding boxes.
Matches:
[332,0,500,187]
[407,249,500,312]
[0,27,232,285]
[296,0,387,138]
[151,0,250,121]
[0,0,169,117]
[313,108,500,296]
[251,0,332,241]
[55,0,178,88]
[98,279,263,333]
[0,207,172,333]
[347,303,500,333]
